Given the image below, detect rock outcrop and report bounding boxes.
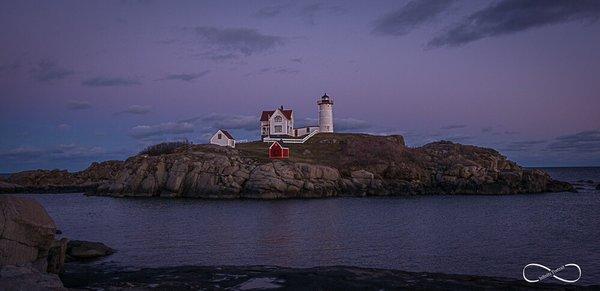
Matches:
[1,161,123,193]
[3,134,574,198]
[90,133,572,198]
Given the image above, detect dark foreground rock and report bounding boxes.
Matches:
[2,134,574,198]
[0,265,65,291]
[0,196,67,289]
[61,264,597,290]
[0,196,58,270]
[66,240,115,261]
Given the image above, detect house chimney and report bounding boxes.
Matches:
[280,105,284,110]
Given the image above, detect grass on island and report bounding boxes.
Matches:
[235,133,408,170]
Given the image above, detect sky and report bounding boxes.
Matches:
[1,0,600,172]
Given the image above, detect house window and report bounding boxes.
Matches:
[326,126,330,130]
[218,133,222,139]
[275,125,282,133]
[274,116,282,122]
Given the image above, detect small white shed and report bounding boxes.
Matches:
[210,129,235,148]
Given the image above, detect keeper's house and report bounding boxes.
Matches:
[260,93,333,140]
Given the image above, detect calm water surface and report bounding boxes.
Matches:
[16,167,600,285]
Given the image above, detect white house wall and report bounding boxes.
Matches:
[210,130,234,147]
[268,109,293,136]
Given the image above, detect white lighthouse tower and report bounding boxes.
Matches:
[317,93,334,133]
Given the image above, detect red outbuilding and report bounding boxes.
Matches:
[268,141,290,159]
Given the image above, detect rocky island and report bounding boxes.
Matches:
[0,133,573,198]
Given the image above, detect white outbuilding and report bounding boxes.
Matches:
[210,129,235,148]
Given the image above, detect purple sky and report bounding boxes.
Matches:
[1,0,600,172]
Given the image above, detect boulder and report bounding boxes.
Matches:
[0,196,56,271]
[351,170,374,180]
[66,240,114,261]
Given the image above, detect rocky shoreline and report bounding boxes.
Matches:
[60,264,597,290]
[1,133,574,198]
[0,196,115,290]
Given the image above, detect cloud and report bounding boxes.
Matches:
[373,0,456,36]
[160,71,210,82]
[0,147,44,161]
[49,144,107,159]
[291,57,303,63]
[82,76,141,87]
[129,122,194,139]
[334,118,372,132]
[481,126,493,133]
[504,130,520,135]
[246,66,300,76]
[66,100,92,110]
[428,0,600,47]
[255,4,290,18]
[547,130,600,152]
[294,117,371,132]
[300,3,346,25]
[500,140,547,152]
[181,113,256,131]
[0,60,20,73]
[30,59,74,82]
[0,144,108,162]
[207,53,237,62]
[57,123,72,131]
[115,105,151,115]
[188,26,285,57]
[440,124,467,130]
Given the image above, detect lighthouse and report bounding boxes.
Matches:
[318,93,334,133]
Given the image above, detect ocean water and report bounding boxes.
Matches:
[14,167,600,285]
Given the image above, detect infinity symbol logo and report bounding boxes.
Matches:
[522,263,581,283]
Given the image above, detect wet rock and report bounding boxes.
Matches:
[66,240,114,261]
[47,238,68,274]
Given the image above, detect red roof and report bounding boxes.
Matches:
[260,109,293,121]
[220,129,234,139]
